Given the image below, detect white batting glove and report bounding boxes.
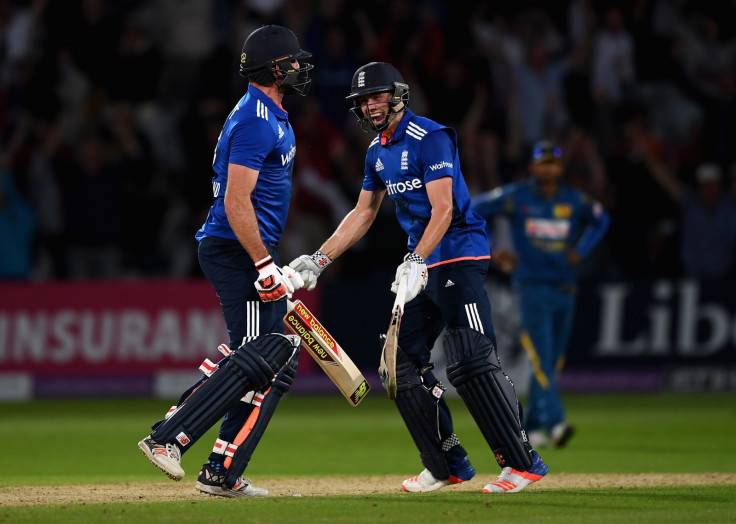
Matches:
[391,252,428,303]
[281,264,305,291]
[254,255,299,302]
[288,250,332,291]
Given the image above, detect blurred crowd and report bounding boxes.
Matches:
[1,0,735,281]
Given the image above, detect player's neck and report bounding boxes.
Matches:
[538,182,558,198]
[381,110,405,142]
[251,82,285,106]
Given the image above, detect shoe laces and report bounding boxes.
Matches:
[164,443,181,462]
[232,476,253,490]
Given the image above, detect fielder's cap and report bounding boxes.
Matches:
[695,163,722,183]
[530,141,563,164]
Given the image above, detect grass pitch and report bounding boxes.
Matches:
[1,393,735,522]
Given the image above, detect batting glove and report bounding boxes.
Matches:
[391,252,428,303]
[288,250,332,291]
[254,256,302,302]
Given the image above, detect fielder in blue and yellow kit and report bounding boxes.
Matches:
[290,62,548,494]
[472,141,610,448]
[138,26,312,497]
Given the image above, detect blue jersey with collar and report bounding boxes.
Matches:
[361,109,489,267]
[196,84,296,245]
[471,178,610,285]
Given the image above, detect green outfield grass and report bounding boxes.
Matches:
[1,393,735,523]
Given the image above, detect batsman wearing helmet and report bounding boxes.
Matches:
[137,25,312,497]
[290,62,548,493]
[472,141,610,449]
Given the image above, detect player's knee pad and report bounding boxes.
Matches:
[151,334,298,452]
[444,327,532,471]
[222,347,300,487]
[394,348,455,480]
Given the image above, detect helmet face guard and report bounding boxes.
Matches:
[239,25,313,96]
[346,62,410,132]
[266,52,314,95]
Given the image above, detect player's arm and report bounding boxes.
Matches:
[225,163,301,301]
[321,188,385,260]
[413,176,453,260]
[571,196,610,262]
[470,185,514,219]
[288,188,385,291]
[224,163,269,261]
[389,177,453,302]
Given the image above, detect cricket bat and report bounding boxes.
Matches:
[379,276,408,399]
[284,299,370,406]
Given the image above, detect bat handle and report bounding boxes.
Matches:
[394,275,409,311]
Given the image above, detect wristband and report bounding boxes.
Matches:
[310,250,333,270]
[255,255,274,271]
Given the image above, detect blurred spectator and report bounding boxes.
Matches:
[0,1,732,283]
[515,36,568,150]
[61,127,123,279]
[590,5,637,158]
[305,19,360,127]
[646,158,736,280]
[284,98,352,262]
[153,0,216,111]
[560,126,608,201]
[605,110,680,277]
[426,51,504,193]
[0,167,35,279]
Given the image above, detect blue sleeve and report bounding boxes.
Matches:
[229,117,276,171]
[419,130,456,183]
[361,148,383,191]
[574,194,610,257]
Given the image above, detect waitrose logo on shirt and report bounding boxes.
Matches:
[386,178,423,195]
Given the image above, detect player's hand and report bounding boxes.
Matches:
[281,264,305,292]
[288,250,332,291]
[491,249,518,274]
[254,256,300,302]
[391,252,428,303]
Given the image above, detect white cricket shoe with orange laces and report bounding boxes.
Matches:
[483,450,548,493]
[401,469,450,492]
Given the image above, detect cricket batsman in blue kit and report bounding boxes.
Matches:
[471,141,610,448]
[137,25,311,497]
[290,62,548,493]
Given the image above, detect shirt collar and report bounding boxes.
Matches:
[248,84,288,120]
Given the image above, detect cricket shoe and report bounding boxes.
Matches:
[138,436,185,481]
[195,463,269,498]
[402,469,450,492]
[550,422,575,448]
[483,450,548,493]
[448,456,476,484]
